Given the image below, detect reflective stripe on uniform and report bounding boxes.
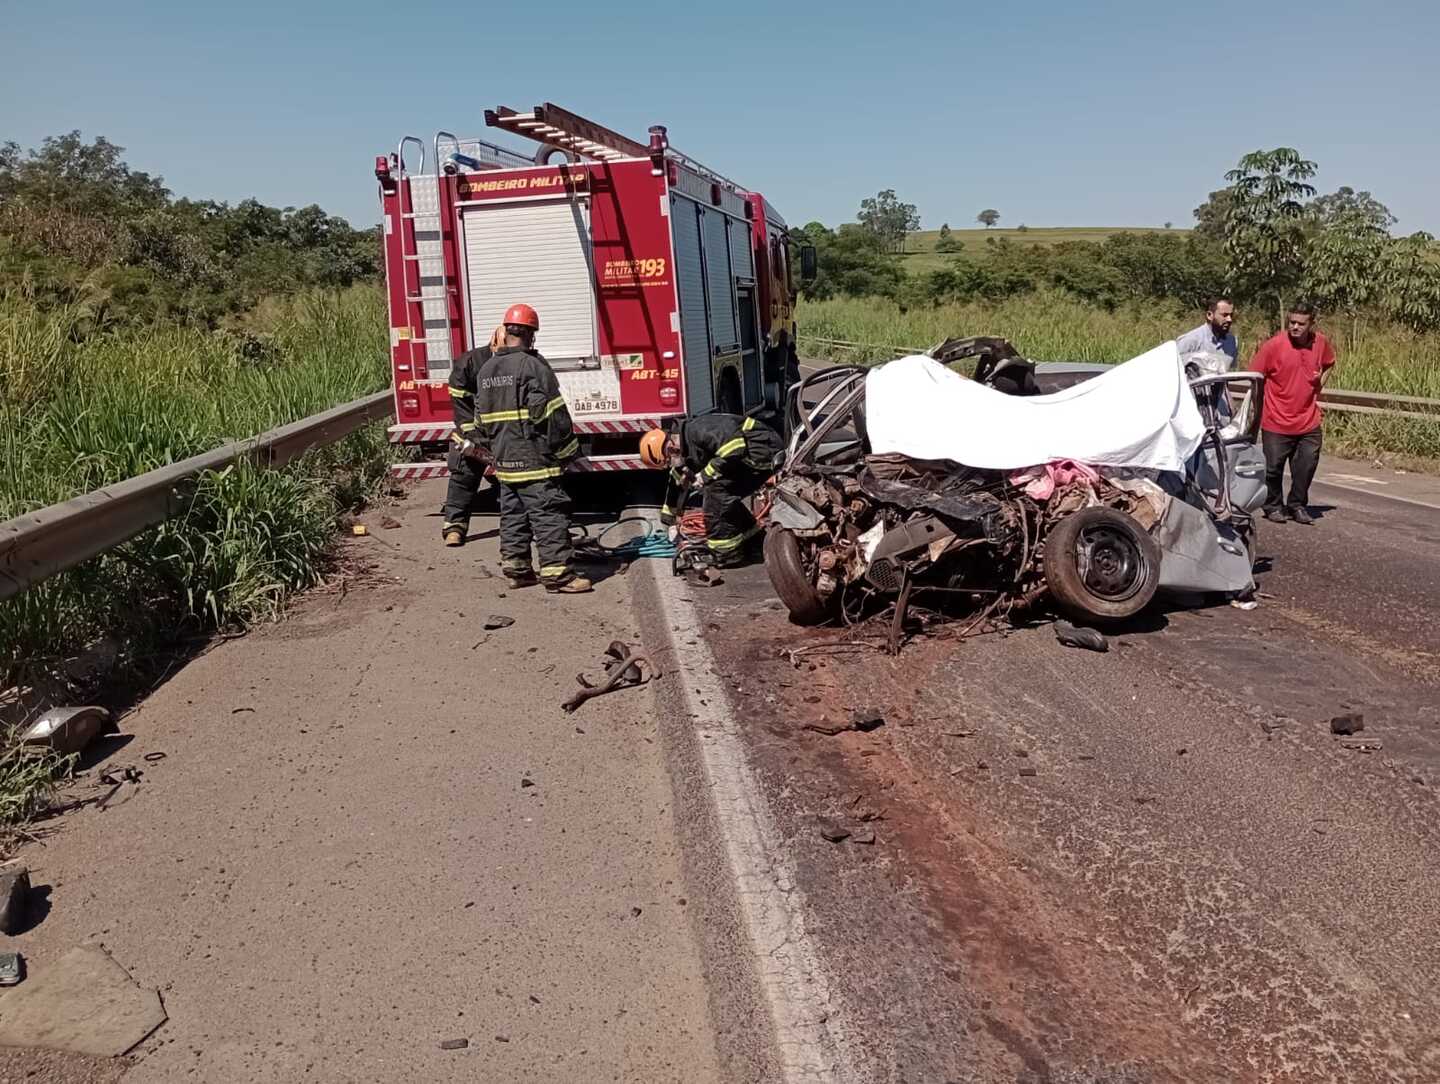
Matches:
[494,465,564,483]
[703,435,747,478]
[540,396,567,420]
[460,421,478,432]
[448,386,469,399]
[479,409,526,423]
[555,437,579,459]
[539,564,570,579]
[707,524,761,551]
[742,416,756,431]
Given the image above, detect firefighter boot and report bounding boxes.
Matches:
[503,563,540,589]
[444,528,465,547]
[547,575,594,595]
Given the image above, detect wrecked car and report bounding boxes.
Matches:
[763,337,1266,633]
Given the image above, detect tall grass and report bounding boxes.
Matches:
[0,285,393,703]
[797,291,1440,398]
[797,291,1440,460]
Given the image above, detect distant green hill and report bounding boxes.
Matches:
[899,226,1192,274]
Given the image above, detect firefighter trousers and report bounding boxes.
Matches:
[441,448,487,538]
[703,467,767,566]
[497,477,575,583]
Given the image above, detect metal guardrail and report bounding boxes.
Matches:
[797,335,1440,421]
[0,390,394,602]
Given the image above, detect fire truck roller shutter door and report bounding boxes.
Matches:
[463,200,597,367]
[672,196,713,414]
[730,214,754,280]
[703,206,738,352]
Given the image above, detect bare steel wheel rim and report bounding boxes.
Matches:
[1075,523,1149,603]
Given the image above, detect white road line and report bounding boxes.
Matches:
[1327,472,1390,486]
[1314,478,1440,512]
[643,561,865,1083]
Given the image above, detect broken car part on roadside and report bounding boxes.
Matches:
[763,339,1267,643]
[561,641,659,713]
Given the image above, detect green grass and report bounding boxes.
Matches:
[897,226,1190,274]
[0,285,395,791]
[796,291,1440,461]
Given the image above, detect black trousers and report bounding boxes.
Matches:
[703,467,767,566]
[497,477,574,582]
[441,448,486,537]
[1261,427,1323,512]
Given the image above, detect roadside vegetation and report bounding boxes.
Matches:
[1,133,394,825]
[795,148,1440,461]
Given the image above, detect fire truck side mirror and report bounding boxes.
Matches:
[799,244,818,285]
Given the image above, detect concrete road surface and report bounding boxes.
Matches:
[5,483,728,1082]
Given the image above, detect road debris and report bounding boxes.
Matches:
[0,864,31,935]
[1019,766,1038,778]
[818,818,850,843]
[1330,712,1365,735]
[1339,738,1383,752]
[851,709,885,732]
[852,828,877,845]
[561,642,658,714]
[20,706,110,757]
[380,515,403,529]
[97,780,141,811]
[1231,598,1259,610]
[1054,621,1109,652]
[438,1038,469,1050]
[483,615,515,630]
[0,943,167,1057]
[0,952,22,987]
[804,710,885,737]
[351,524,369,536]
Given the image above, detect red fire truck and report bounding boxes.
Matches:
[375,103,813,480]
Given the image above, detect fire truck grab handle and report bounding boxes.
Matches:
[434,131,460,174]
[396,136,425,180]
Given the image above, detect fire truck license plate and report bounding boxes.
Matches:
[571,394,621,415]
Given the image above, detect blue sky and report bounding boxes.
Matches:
[4,0,1437,233]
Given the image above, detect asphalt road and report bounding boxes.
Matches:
[686,458,1440,1081]
[7,448,1437,1083]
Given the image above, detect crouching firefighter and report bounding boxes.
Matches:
[639,414,784,567]
[475,304,591,593]
[442,324,506,546]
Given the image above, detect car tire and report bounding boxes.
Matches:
[763,527,832,626]
[1044,507,1161,624]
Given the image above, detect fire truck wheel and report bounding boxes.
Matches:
[763,528,833,626]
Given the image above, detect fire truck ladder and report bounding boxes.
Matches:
[394,137,453,379]
[484,103,650,162]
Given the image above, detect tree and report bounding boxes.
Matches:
[977,209,1000,229]
[857,189,920,254]
[1309,186,1396,232]
[934,223,961,253]
[793,221,903,300]
[1191,188,1236,242]
[1220,148,1318,323]
[1378,232,1440,333]
[1164,221,1173,230]
[1304,207,1391,347]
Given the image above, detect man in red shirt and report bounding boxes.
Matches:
[1248,302,1336,525]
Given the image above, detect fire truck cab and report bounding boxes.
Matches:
[375,103,812,480]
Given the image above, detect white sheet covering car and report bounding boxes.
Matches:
[864,341,1205,472]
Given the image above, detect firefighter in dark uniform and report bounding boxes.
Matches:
[442,325,505,546]
[474,304,591,593]
[640,414,783,567]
